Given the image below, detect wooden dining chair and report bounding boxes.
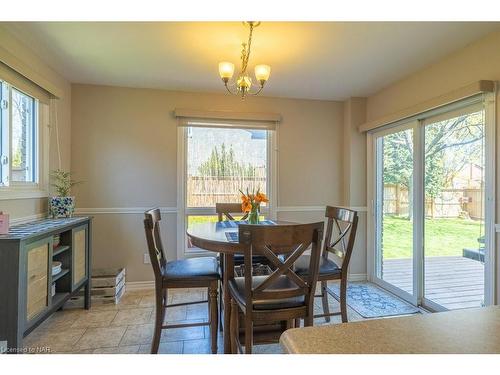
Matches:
[228,222,324,354]
[143,208,220,354]
[294,206,358,323]
[216,203,249,222]
[215,202,270,330]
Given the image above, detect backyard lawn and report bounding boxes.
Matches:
[382,215,483,259]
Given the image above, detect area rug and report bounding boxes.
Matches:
[328,282,420,318]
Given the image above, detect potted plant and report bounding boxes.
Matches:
[49,169,82,218]
[239,188,268,224]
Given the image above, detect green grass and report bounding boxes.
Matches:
[383,216,483,259]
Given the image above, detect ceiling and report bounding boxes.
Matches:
[4,22,500,100]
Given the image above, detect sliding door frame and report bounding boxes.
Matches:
[367,93,496,310]
[367,120,420,306]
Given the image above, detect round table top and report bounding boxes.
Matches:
[186,220,293,253]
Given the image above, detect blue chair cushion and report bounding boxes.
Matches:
[294,255,341,277]
[164,257,219,280]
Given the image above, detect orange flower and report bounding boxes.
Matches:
[240,188,267,212]
[255,192,269,203]
[241,201,252,213]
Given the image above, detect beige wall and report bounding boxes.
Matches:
[71,84,349,281]
[367,30,500,122]
[342,97,368,277]
[7,25,500,289]
[364,29,500,303]
[0,25,72,219]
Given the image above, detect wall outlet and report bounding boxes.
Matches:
[143,253,151,264]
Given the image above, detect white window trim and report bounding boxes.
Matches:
[176,124,278,259]
[0,82,50,200]
[366,93,496,308]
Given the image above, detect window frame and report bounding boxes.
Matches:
[177,122,278,258]
[0,80,50,200]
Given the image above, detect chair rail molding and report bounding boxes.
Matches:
[276,206,368,212]
[10,213,46,225]
[74,207,178,215]
[75,205,368,215]
[74,206,367,215]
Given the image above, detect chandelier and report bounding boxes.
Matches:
[218,22,271,99]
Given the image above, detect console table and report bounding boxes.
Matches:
[0,216,92,352]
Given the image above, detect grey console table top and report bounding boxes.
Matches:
[0,217,91,240]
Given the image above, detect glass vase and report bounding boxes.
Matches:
[248,207,260,224]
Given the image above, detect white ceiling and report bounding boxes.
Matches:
[4,22,500,100]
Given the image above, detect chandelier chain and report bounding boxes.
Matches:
[240,23,254,75]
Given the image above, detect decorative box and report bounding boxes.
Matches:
[0,212,9,235]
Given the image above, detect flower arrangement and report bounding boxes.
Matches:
[239,188,269,224]
[51,169,82,197]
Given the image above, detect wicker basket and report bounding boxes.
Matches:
[234,263,272,277]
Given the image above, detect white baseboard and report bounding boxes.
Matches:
[348,273,367,282]
[126,273,367,291]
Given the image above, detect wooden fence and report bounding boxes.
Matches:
[187,176,267,207]
[383,184,484,219]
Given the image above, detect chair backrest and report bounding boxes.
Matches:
[322,206,359,273]
[144,208,167,281]
[237,222,324,311]
[215,202,249,222]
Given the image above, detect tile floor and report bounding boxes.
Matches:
[23,284,366,354]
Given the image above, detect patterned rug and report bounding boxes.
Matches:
[328,282,420,318]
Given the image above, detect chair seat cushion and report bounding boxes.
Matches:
[164,257,219,280]
[294,255,341,277]
[228,275,305,310]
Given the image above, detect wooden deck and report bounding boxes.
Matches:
[382,256,484,310]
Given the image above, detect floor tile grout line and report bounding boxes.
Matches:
[70,326,89,352]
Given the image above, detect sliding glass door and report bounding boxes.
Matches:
[422,107,486,310]
[374,124,417,304]
[371,98,492,311]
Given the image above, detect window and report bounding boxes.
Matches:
[178,122,276,256]
[11,88,36,183]
[0,80,48,198]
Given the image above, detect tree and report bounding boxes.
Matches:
[383,112,484,217]
[198,143,256,178]
[11,93,29,170]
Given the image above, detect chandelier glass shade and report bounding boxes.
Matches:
[218,22,271,99]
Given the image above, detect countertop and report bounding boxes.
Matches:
[280,306,500,354]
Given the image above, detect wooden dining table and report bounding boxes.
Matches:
[186,220,293,354]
